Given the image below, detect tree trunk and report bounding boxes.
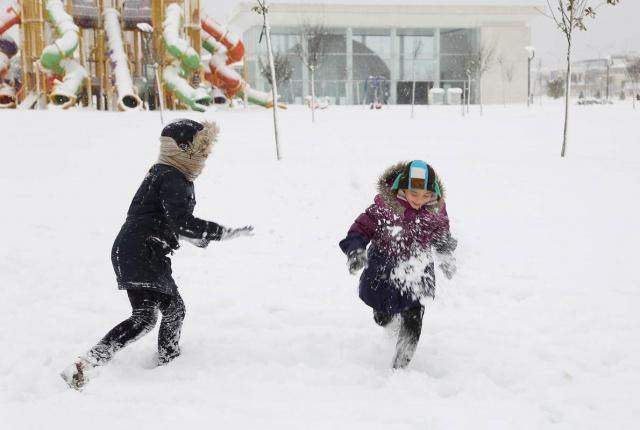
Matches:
[264,14,282,160]
[467,75,471,114]
[560,36,572,158]
[411,66,416,118]
[502,75,506,107]
[310,67,316,123]
[462,81,466,117]
[479,72,484,115]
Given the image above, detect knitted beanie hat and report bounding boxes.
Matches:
[392,160,441,197]
[160,118,205,150]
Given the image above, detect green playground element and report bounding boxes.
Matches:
[40,0,87,106]
[40,0,79,73]
[161,3,209,111]
[163,38,200,72]
[163,64,212,112]
[240,87,272,108]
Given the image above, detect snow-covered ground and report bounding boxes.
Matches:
[1,102,639,429]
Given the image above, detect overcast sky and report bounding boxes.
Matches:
[204,0,640,68]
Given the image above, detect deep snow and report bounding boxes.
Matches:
[1,102,639,429]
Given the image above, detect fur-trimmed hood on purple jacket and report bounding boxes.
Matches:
[339,162,456,313]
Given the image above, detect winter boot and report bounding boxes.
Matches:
[373,310,394,327]
[157,349,181,366]
[60,356,98,390]
[391,306,424,369]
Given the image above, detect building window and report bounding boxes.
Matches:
[399,33,435,82]
[440,28,476,80]
[352,30,391,85]
[440,28,475,54]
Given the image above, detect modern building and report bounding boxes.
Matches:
[228,0,543,105]
[538,53,640,100]
[571,55,639,99]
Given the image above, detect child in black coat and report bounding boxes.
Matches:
[61,119,253,389]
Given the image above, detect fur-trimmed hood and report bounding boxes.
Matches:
[376,161,446,216]
[158,121,220,181]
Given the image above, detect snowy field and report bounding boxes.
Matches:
[1,102,639,429]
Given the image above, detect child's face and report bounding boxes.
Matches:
[403,189,436,209]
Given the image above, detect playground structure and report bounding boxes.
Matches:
[0,0,276,111]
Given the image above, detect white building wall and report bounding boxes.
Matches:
[230,3,538,105]
[480,24,531,105]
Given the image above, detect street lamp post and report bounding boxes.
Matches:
[526,46,535,107]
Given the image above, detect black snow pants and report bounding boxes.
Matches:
[373,305,425,369]
[87,289,185,366]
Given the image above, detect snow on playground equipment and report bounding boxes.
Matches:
[201,14,277,109]
[103,8,141,111]
[40,0,88,108]
[1,0,273,112]
[161,2,210,112]
[40,0,88,107]
[0,0,19,34]
[0,1,19,108]
[0,36,17,107]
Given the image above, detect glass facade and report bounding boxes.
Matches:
[439,28,476,100]
[246,26,478,105]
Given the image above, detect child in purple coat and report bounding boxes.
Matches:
[339,160,457,369]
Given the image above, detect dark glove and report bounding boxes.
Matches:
[347,249,367,275]
[438,253,457,280]
[219,225,254,241]
[182,236,210,248]
[433,232,458,255]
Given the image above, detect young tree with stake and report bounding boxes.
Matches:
[539,0,621,157]
[294,24,329,123]
[463,42,496,115]
[410,40,423,119]
[626,58,640,110]
[497,54,516,106]
[253,0,282,160]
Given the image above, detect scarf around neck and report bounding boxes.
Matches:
[157,121,219,181]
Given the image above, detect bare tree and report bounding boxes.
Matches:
[464,42,496,115]
[253,0,282,160]
[410,40,423,119]
[293,24,329,122]
[625,58,640,110]
[259,51,293,93]
[538,0,620,157]
[497,55,516,106]
[547,76,566,99]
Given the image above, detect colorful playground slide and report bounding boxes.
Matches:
[0,0,19,108]
[103,7,142,111]
[40,0,88,108]
[201,14,276,108]
[162,2,211,112]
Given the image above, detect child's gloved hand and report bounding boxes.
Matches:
[438,254,457,280]
[182,236,210,248]
[220,226,254,241]
[347,249,367,275]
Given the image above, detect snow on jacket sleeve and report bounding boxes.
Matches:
[431,202,457,254]
[159,171,225,241]
[339,205,378,256]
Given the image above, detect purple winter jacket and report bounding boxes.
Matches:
[339,162,456,313]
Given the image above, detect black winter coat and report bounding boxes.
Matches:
[111,164,223,295]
